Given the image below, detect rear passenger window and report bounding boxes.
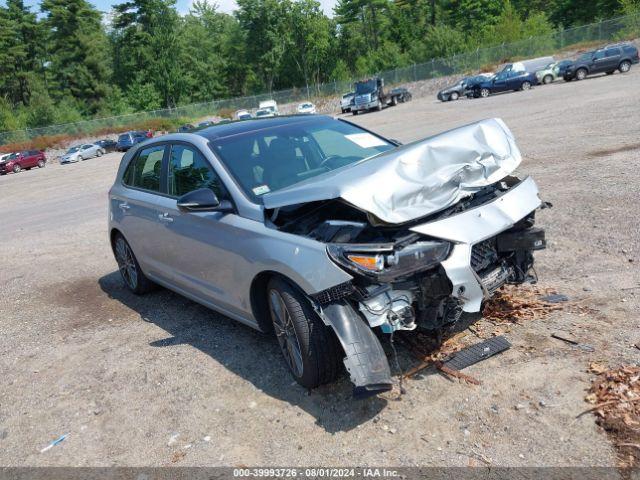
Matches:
[167,144,226,199]
[123,145,165,192]
[605,48,620,57]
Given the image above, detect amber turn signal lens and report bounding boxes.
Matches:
[346,254,383,271]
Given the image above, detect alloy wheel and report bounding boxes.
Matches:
[115,237,138,290]
[620,62,630,72]
[481,88,489,98]
[269,289,304,377]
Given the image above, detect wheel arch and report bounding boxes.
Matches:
[250,270,312,334]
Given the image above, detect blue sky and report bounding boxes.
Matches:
[19,0,337,16]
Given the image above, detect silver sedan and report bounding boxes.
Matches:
[60,144,105,164]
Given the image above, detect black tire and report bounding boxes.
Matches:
[341,108,346,114]
[352,110,358,115]
[619,60,631,73]
[390,96,397,106]
[376,102,382,111]
[267,277,341,389]
[521,81,531,91]
[78,155,84,161]
[606,71,615,75]
[97,149,103,157]
[12,164,21,173]
[543,75,553,84]
[37,159,45,168]
[575,68,587,80]
[113,233,156,295]
[450,91,459,101]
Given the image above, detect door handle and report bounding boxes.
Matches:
[158,212,173,223]
[118,202,130,211]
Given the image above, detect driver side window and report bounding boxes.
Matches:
[168,144,227,199]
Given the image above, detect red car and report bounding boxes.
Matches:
[0,150,47,175]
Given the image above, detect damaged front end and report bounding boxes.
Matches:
[266,119,548,398]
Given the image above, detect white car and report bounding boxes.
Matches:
[255,108,276,118]
[340,92,355,113]
[236,109,253,120]
[297,102,316,114]
[60,144,105,164]
[0,153,13,163]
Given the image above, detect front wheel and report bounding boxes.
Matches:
[619,61,631,73]
[12,164,21,173]
[521,81,531,91]
[267,277,341,389]
[97,149,103,157]
[450,91,459,101]
[77,155,84,161]
[113,234,156,295]
[543,75,553,84]
[575,68,587,80]
[480,88,490,98]
[37,159,45,168]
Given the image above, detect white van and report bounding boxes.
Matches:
[258,100,278,115]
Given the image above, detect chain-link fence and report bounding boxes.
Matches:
[1,12,638,145]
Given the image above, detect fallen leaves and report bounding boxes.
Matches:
[584,365,640,467]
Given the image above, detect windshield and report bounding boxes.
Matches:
[118,134,130,142]
[210,118,395,201]
[300,103,312,109]
[256,110,270,117]
[355,80,376,95]
[67,146,81,153]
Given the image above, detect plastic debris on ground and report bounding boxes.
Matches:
[40,433,69,453]
[583,365,640,467]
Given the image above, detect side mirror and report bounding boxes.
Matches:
[176,188,233,213]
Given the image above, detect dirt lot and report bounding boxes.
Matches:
[1,69,639,468]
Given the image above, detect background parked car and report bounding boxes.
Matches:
[564,43,639,80]
[340,92,355,113]
[60,144,105,164]
[177,124,195,133]
[255,108,276,118]
[297,102,316,114]
[0,150,46,174]
[258,99,279,115]
[471,69,537,98]
[536,60,573,84]
[198,120,214,128]
[236,109,253,120]
[438,74,493,101]
[95,139,117,153]
[116,131,148,151]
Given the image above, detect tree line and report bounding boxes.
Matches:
[0,0,637,131]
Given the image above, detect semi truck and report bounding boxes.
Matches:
[352,77,411,114]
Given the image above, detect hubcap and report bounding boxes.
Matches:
[481,89,489,97]
[621,63,629,72]
[115,238,138,290]
[577,70,585,79]
[269,289,303,377]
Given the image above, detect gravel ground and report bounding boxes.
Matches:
[1,67,639,468]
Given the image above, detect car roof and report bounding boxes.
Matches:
[194,114,333,141]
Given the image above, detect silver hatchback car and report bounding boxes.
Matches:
[109,115,547,398]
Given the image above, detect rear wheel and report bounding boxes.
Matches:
[113,234,156,295]
[575,68,587,80]
[37,159,45,168]
[543,75,553,84]
[267,277,341,389]
[12,164,21,173]
[619,60,631,73]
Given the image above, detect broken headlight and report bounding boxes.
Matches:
[327,240,451,281]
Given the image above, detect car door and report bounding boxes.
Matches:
[115,144,174,281]
[155,142,245,314]
[492,72,508,92]
[604,48,621,71]
[591,50,607,73]
[81,144,94,158]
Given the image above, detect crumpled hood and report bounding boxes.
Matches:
[262,118,522,224]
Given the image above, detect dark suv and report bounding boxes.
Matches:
[116,131,148,152]
[0,150,46,175]
[564,43,639,81]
